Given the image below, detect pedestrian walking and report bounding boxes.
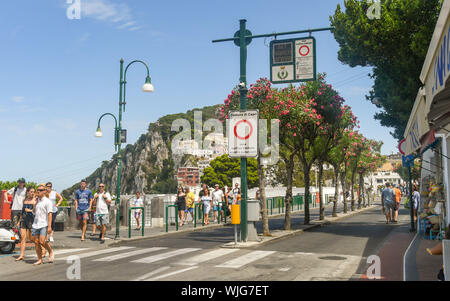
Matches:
[232,183,240,204]
[15,186,37,262]
[131,192,144,230]
[201,189,212,225]
[93,183,111,243]
[211,184,224,223]
[393,184,402,222]
[412,185,420,222]
[31,184,54,265]
[185,187,195,224]
[176,187,186,226]
[45,182,63,243]
[74,179,93,241]
[381,183,396,224]
[3,178,27,234]
[198,184,208,221]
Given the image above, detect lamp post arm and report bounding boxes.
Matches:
[121,60,151,111]
[97,113,118,129]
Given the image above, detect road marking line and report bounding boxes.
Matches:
[133,267,171,281]
[131,248,201,264]
[215,250,276,269]
[25,248,90,258]
[93,247,168,262]
[175,248,239,266]
[143,266,199,281]
[57,247,135,260]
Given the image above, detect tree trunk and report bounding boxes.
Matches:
[358,173,363,209]
[318,162,324,220]
[283,153,295,230]
[351,169,356,211]
[257,155,270,236]
[303,164,311,225]
[332,165,339,217]
[340,169,347,214]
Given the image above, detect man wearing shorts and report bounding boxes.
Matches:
[381,182,396,224]
[93,183,111,243]
[75,179,93,241]
[393,184,402,222]
[31,184,54,265]
[4,178,27,233]
[185,187,195,223]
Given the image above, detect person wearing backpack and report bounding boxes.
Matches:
[3,178,27,232]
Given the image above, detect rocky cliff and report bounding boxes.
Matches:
[62,105,220,199]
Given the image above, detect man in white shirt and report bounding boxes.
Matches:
[31,184,54,265]
[93,183,111,243]
[211,184,224,223]
[3,178,27,231]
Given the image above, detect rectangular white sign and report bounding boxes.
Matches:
[228,110,259,158]
[295,38,314,80]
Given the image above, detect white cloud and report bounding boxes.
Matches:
[79,0,142,31]
[12,96,24,103]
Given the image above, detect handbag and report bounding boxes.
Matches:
[404,198,410,209]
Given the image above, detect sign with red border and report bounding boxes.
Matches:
[228,110,259,157]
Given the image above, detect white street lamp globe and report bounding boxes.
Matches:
[142,76,154,92]
[95,127,103,137]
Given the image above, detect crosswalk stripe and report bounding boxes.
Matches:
[56,247,135,260]
[215,250,276,269]
[25,248,90,258]
[133,267,171,281]
[143,266,199,281]
[131,248,201,264]
[175,248,239,266]
[93,247,168,262]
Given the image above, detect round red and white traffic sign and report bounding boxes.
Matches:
[234,119,253,140]
[298,45,310,56]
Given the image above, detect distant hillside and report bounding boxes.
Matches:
[62,104,221,200]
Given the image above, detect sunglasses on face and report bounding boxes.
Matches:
[37,189,46,192]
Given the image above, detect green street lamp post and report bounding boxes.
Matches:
[96,58,154,239]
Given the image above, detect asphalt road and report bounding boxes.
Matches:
[1,202,410,281]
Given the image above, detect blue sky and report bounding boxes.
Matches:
[0,0,399,192]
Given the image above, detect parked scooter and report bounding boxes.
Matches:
[0,220,19,253]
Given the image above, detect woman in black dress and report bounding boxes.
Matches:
[176,187,186,226]
[16,186,37,261]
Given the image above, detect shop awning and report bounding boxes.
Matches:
[420,129,436,154]
[403,89,429,156]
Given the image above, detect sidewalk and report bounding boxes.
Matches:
[354,207,444,281]
[23,200,377,251]
[403,225,444,281]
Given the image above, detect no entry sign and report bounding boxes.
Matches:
[228,110,259,157]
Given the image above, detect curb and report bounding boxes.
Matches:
[222,204,379,248]
[108,222,231,247]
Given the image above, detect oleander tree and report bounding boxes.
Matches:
[346,131,366,211]
[356,140,383,208]
[312,92,358,220]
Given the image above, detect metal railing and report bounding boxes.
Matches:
[165,204,178,232]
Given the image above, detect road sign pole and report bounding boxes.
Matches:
[239,19,248,242]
